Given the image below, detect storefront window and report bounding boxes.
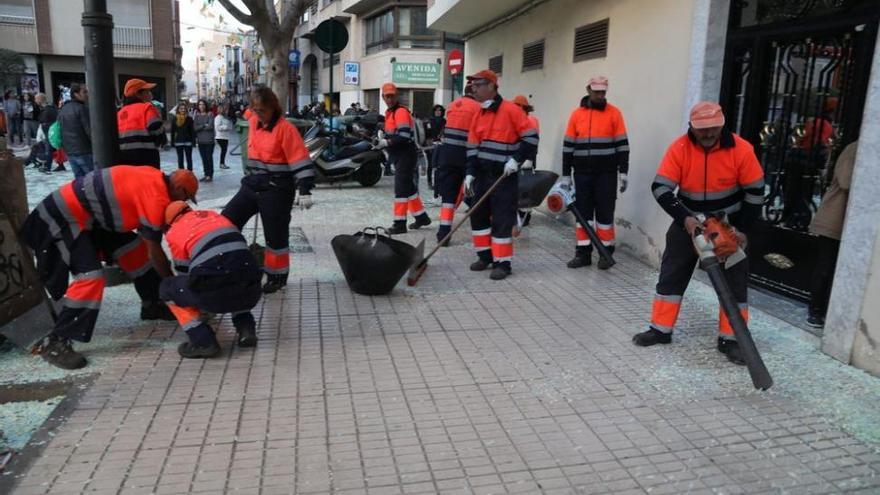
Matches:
[365,10,394,55]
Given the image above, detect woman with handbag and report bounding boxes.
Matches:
[170,103,195,171]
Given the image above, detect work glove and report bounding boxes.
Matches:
[464,175,476,197]
[295,194,313,210]
[377,130,386,140]
[619,173,628,193]
[374,138,388,150]
[521,159,534,170]
[503,157,519,177]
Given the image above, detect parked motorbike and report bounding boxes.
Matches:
[303,122,385,187]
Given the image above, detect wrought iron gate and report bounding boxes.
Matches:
[720,0,878,301]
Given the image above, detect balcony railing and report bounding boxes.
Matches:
[113,25,152,58]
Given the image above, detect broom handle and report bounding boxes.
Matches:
[422,173,509,264]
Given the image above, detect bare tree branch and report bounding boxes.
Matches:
[264,0,280,28]
[280,0,307,32]
[214,0,255,25]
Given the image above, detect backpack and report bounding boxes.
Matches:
[48,121,62,150]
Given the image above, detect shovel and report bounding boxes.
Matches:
[407,173,508,286]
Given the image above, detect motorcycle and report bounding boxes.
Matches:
[303,120,386,187]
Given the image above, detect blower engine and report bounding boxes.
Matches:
[544,180,616,269]
[545,181,575,215]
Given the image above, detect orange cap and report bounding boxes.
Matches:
[381,83,398,96]
[124,78,157,97]
[588,76,608,91]
[512,95,530,107]
[164,200,190,226]
[169,169,199,203]
[466,69,498,86]
[689,101,725,129]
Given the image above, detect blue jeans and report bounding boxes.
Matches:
[68,154,94,178]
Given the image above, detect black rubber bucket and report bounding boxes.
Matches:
[331,227,419,295]
[518,170,559,208]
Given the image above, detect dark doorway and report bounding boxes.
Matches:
[50,71,86,104]
[412,90,435,119]
[720,0,878,302]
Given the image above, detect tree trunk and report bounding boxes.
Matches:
[265,41,290,111]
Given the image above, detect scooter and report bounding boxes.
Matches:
[303,124,386,187]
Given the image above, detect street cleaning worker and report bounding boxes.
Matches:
[561,76,630,268]
[512,94,540,231]
[633,102,765,365]
[162,201,262,358]
[222,87,315,294]
[117,78,165,168]
[377,83,431,234]
[21,166,199,370]
[464,69,538,280]
[433,82,481,245]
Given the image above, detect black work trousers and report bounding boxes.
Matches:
[573,169,617,255]
[808,235,840,318]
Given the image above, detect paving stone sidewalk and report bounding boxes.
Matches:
[2,173,880,495]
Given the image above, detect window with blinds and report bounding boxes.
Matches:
[573,19,609,62]
[522,40,544,72]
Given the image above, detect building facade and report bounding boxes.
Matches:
[0,0,182,106]
[294,0,462,117]
[428,0,880,375]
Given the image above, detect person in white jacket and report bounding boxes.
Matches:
[214,104,234,170]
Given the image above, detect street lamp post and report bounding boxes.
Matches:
[81,0,118,168]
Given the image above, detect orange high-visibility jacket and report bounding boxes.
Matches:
[117,101,164,151]
[167,210,248,273]
[435,96,481,167]
[466,95,538,175]
[69,165,171,241]
[384,104,415,152]
[245,110,314,192]
[652,129,765,233]
[562,98,629,175]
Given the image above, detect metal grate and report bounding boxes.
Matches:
[573,19,609,62]
[488,55,503,75]
[522,39,544,72]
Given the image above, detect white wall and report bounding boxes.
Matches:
[851,227,880,375]
[463,0,698,264]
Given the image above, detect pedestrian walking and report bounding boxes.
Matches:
[117,78,164,168]
[34,93,58,172]
[221,87,315,294]
[194,100,215,182]
[632,102,765,365]
[3,91,22,146]
[561,76,630,268]
[214,103,234,170]
[463,69,539,280]
[22,93,39,146]
[378,83,431,234]
[161,202,262,358]
[434,84,480,245]
[20,166,199,369]
[806,140,858,328]
[170,103,195,171]
[57,83,94,178]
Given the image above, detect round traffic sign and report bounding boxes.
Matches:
[315,19,348,55]
[447,49,464,75]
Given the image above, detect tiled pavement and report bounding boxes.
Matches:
[3,173,880,494]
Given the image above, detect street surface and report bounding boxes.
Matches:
[1,143,879,494]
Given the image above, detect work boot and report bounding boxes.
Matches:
[387,221,407,235]
[717,338,746,366]
[806,313,825,328]
[177,339,221,359]
[141,301,176,321]
[436,227,451,247]
[409,214,431,230]
[219,163,230,169]
[567,253,591,268]
[632,328,672,346]
[262,274,288,294]
[490,262,511,281]
[38,334,87,370]
[597,256,614,270]
[53,164,66,172]
[470,255,492,271]
[234,319,257,348]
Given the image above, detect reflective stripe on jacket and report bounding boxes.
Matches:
[466,95,538,176]
[117,102,163,151]
[384,105,415,152]
[167,210,248,273]
[245,110,314,185]
[435,96,481,167]
[562,98,629,175]
[651,129,765,233]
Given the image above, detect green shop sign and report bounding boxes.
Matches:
[392,62,440,85]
